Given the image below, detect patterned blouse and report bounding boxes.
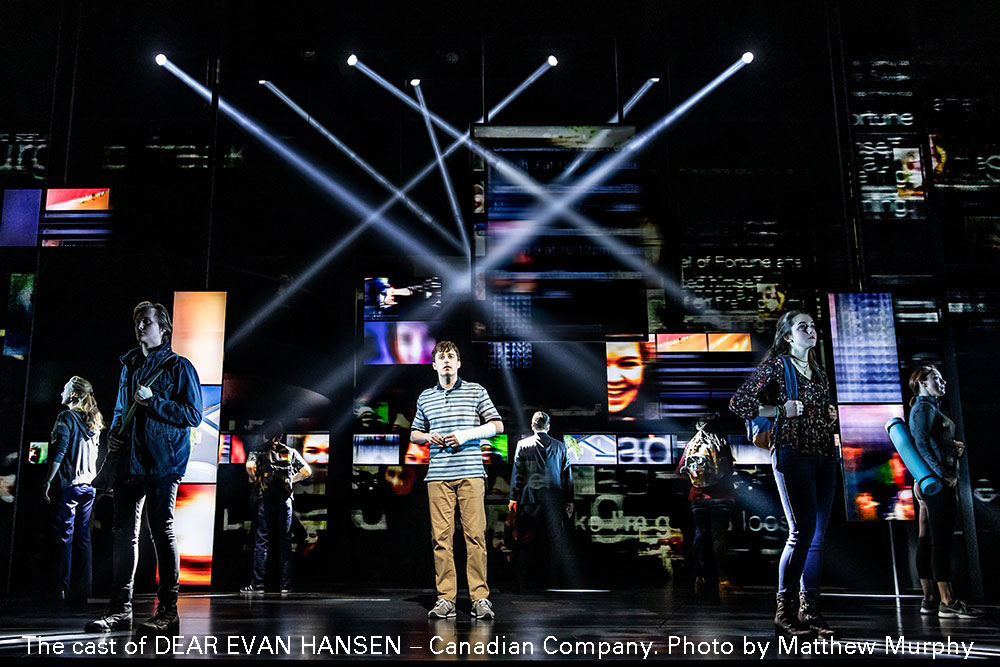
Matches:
[729,356,837,457]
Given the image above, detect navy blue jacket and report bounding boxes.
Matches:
[509,433,573,510]
[909,396,957,479]
[48,409,99,489]
[110,343,202,479]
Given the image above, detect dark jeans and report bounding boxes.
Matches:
[771,446,836,593]
[251,495,293,589]
[915,485,957,582]
[53,484,95,601]
[690,498,733,582]
[515,503,570,590]
[111,476,180,609]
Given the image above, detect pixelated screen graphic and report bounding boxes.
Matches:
[353,434,400,465]
[708,332,751,352]
[828,293,903,404]
[44,188,111,211]
[288,433,330,465]
[616,434,675,465]
[174,483,216,585]
[656,333,708,353]
[363,276,442,321]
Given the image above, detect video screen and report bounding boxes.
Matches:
[183,385,220,483]
[363,321,435,364]
[563,434,618,465]
[0,189,42,247]
[44,188,111,211]
[727,434,772,466]
[708,332,751,352]
[288,433,330,465]
[363,276,442,321]
[616,434,675,465]
[473,125,649,341]
[353,434,400,465]
[174,484,216,585]
[28,442,47,465]
[402,433,506,466]
[172,292,227,385]
[838,404,913,521]
[828,293,903,404]
[217,434,247,464]
[4,273,35,359]
[656,333,708,353]
[608,335,758,421]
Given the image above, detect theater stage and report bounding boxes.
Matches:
[0,588,995,660]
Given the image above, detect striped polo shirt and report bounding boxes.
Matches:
[412,377,500,481]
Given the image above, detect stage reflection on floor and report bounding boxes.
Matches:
[0,588,996,660]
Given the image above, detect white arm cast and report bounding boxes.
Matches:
[453,422,498,445]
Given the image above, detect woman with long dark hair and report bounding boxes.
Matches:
[907,365,982,619]
[730,311,839,639]
[43,375,104,602]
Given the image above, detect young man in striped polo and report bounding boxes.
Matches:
[410,341,504,619]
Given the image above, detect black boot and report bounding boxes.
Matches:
[775,593,816,639]
[136,602,179,636]
[798,591,836,639]
[85,601,132,632]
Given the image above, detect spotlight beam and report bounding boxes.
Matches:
[227,59,554,348]
[262,81,464,253]
[415,84,470,260]
[500,363,529,439]
[352,58,674,291]
[155,58,460,348]
[557,77,660,182]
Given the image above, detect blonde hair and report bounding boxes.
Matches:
[66,376,105,433]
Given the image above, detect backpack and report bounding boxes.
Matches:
[745,354,797,450]
[680,424,727,488]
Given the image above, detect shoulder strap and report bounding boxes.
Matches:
[780,355,798,400]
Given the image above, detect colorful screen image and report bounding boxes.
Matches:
[28,442,47,465]
[0,189,42,247]
[184,385,221,483]
[288,433,329,465]
[44,188,111,211]
[404,441,429,465]
[174,484,216,585]
[363,276,442,321]
[294,465,327,497]
[563,434,618,465]
[727,435,772,466]
[481,434,508,464]
[838,404,913,521]
[172,292,227,386]
[708,333,751,352]
[218,434,247,464]
[607,337,658,421]
[353,434,400,465]
[363,321,435,364]
[616,434,675,465]
[656,333,708,353]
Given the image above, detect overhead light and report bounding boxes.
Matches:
[742,52,754,64]
[154,54,167,66]
[347,54,358,66]
[410,78,421,87]
[547,55,558,67]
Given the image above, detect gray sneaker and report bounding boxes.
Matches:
[920,598,937,615]
[428,599,456,619]
[471,598,495,620]
[938,600,983,619]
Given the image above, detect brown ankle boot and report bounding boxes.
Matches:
[798,590,836,639]
[775,593,816,639]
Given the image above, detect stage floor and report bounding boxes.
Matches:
[0,588,996,660]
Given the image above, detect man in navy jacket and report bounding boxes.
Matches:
[86,301,202,636]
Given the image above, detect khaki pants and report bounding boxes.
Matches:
[427,478,489,601]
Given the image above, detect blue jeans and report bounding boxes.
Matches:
[691,498,733,582]
[771,446,836,593]
[53,484,95,600]
[111,476,180,609]
[251,495,293,589]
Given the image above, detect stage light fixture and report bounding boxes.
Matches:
[347,54,358,66]
[547,55,559,66]
[650,77,660,83]
[155,54,167,66]
[410,78,421,87]
[742,51,754,63]
[257,79,267,85]
[261,80,462,251]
